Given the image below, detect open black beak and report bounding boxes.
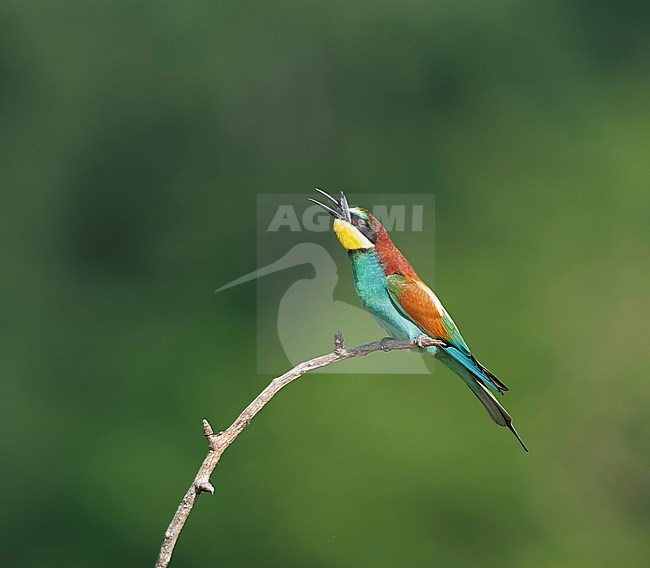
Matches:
[308,188,352,223]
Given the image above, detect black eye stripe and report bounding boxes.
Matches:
[358,223,377,243]
[351,213,376,243]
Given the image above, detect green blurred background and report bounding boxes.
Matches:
[2,1,649,566]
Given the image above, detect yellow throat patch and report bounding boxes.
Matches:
[333,219,374,250]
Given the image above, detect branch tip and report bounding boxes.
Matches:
[202,419,214,437]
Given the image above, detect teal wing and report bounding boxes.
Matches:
[385,274,508,394]
[384,274,525,450]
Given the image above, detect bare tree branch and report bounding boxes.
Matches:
[154,332,442,568]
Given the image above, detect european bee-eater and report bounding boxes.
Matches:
[309,189,528,451]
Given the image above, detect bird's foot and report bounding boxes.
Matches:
[414,334,430,349]
[380,337,393,352]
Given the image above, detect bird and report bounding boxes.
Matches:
[309,188,528,451]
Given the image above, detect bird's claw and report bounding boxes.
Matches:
[380,337,392,352]
[414,334,430,349]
